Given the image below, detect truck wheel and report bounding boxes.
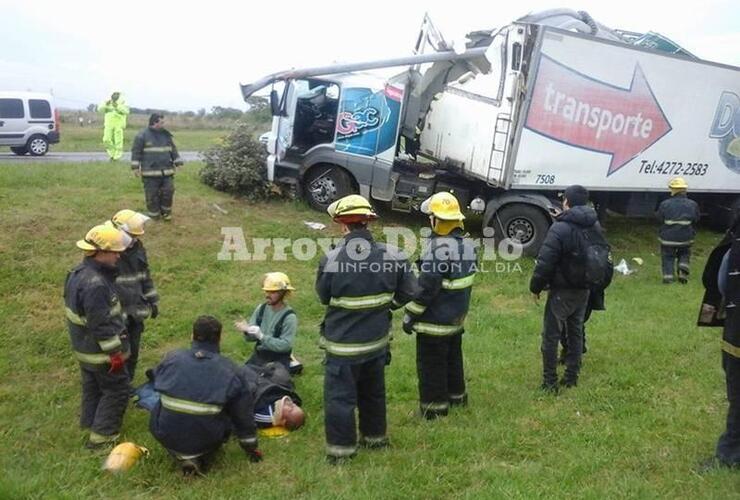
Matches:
[491,204,550,257]
[303,165,355,211]
[27,135,49,156]
[10,146,28,156]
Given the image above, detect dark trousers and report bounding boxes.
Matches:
[125,318,144,382]
[661,245,691,282]
[143,176,175,217]
[541,289,589,385]
[246,349,291,372]
[416,334,466,418]
[80,366,130,438]
[324,354,386,458]
[717,311,740,466]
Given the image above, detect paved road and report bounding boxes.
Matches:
[0,151,201,163]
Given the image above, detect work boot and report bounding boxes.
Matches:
[179,458,204,477]
[359,436,390,449]
[162,213,172,221]
[678,276,688,284]
[449,393,468,407]
[539,382,559,394]
[326,454,355,466]
[559,376,578,388]
[662,277,674,284]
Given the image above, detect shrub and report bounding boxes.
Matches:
[199,121,279,200]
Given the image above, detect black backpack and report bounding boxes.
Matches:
[255,303,295,339]
[565,225,613,289]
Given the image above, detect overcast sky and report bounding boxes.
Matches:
[1,0,739,111]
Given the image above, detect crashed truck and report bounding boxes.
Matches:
[241,9,740,254]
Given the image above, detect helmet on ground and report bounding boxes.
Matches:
[76,224,131,252]
[102,442,148,473]
[421,192,465,221]
[111,209,150,236]
[327,194,378,222]
[262,272,295,292]
[668,177,688,191]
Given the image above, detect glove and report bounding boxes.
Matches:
[402,314,415,335]
[246,325,264,342]
[150,303,159,319]
[108,352,125,374]
[246,448,263,463]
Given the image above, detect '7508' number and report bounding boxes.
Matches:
[535,174,555,184]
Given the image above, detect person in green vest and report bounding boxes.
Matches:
[99,91,130,161]
[235,272,298,371]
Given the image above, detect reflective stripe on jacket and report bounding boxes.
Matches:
[316,228,416,362]
[64,257,128,368]
[115,240,158,321]
[131,127,183,173]
[405,228,477,337]
[657,193,700,246]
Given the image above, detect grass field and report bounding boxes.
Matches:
[46,126,229,153]
[1,161,739,498]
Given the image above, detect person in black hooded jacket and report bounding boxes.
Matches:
[530,185,605,392]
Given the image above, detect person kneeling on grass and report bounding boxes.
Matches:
[235,272,299,372]
[148,315,262,476]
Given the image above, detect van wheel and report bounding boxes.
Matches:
[27,135,49,156]
[10,146,28,156]
[490,204,550,257]
[303,165,355,211]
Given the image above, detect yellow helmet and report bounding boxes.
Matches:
[102,442,149,473]
[327,194,377,220]
[76,224,131,252]
[668,177,688,191]
[421,192,465,221]
[262,272,296,292]
[111,209,150,236]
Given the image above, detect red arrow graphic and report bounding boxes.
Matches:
[525,55,671,176]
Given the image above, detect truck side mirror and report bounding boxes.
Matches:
[270,90,281,116]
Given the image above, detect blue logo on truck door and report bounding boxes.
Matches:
[709,91,740,174]
[335,85,403,157]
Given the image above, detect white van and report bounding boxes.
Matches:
[0,92,60,156]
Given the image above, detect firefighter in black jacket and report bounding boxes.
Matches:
[698,210,740,468]
[530,185,604,392]
[131,113,184,221]
[110,210,159,381]
[65,223,132,449]
[404,192,477,419]
[316,194,415,463]
[149,316,262,476]
[656,177,700,284]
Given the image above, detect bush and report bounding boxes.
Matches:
[199,121,279,200]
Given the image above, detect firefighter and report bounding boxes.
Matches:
[316,194,415,463]
[235,272,297,371]
[657,177,700,284]
[149,316,262,476]
[131,113,184,221]
[99,91,129,161]
[698,210,740,468]
[65,223,132,449]
[403,192,477,419]
[109,210,159,382]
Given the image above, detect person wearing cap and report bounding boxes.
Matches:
[99,91,129,161]
[110,210,159,382]
[316,194,416,463]
[244,362,306,431]
[131,113,184,221]
[403,192,477,419]
[65,223,132,448]
[235,272,298,371]
[656,177,700,284]
[149,316,262,476]
[530,185,607,392]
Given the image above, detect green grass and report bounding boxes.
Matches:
[1,162,739,498]
[47,126,229,153]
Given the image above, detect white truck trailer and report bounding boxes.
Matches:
[241,10,740,254]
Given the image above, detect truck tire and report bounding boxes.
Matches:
[10,146,28,156]
[303,165,355,212]
[27,135,49,156]
[491,204,550,257]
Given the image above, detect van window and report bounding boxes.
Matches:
[29,99,52,119]
[0,99,24,119]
